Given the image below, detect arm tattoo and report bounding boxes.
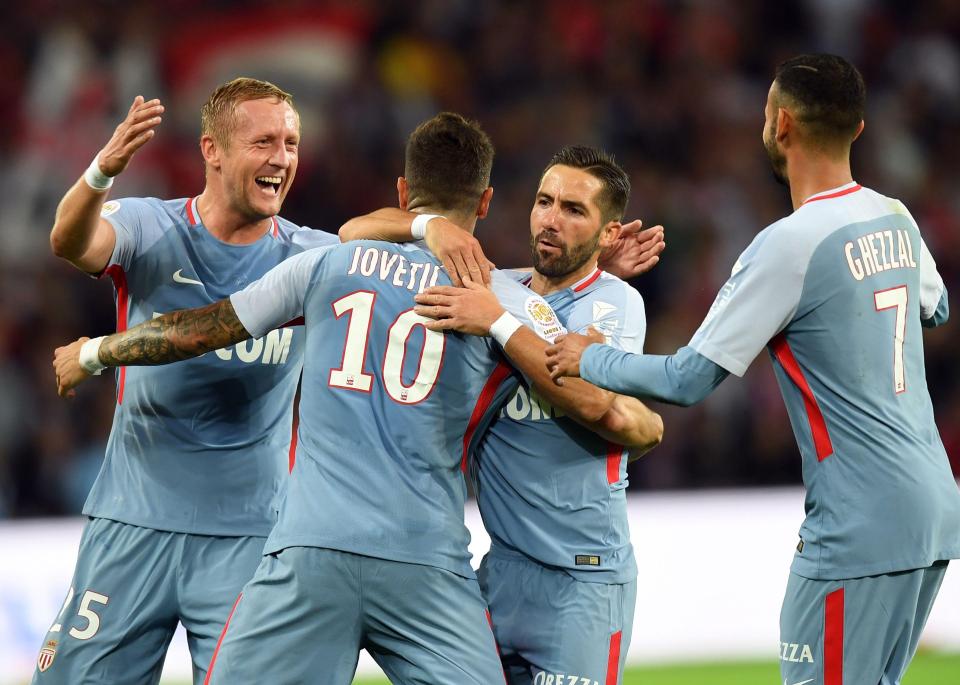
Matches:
[98,299,251,366]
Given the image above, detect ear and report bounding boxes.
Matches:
[200,135,220,171]
[776,107,792,144]
[397,177,409,210]
[852,119,865,142]
[598,220,622,250]
[476,186,494,219]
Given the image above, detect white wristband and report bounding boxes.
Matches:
[489,312,523,347]
[411,213,443,240]
[83,154,114,191]
[79,336,107,376]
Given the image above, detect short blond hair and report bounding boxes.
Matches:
[200,77,296,146]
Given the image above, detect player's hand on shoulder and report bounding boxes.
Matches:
[98,95,164,177]
[414,276,504,336]
[52,337,92,398]
[425,218,493,288]
[598,219,665,280]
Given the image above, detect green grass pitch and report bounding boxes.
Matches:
[340,651,960,684]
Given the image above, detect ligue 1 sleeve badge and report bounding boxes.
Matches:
[37,639,58,672]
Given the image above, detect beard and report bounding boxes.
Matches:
[763,128,789,187]
[530,229,601,278]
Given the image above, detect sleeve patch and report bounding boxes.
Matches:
[525,296,564,340]
[100,200,121,217]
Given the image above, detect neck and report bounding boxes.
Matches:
[195,187,274,244]
[530,256,599,296]
[786,151,854,211]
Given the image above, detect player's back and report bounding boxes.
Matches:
[757,185,960,579]
[259,240,560,578]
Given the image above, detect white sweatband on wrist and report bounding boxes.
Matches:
[410,213,443,240]
[79,336,107,376]
[489,312,523,347]
[83,154,114,191]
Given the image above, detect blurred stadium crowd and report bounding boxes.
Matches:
[1,0,958,517]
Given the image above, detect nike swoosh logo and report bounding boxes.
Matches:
[786,679,815,685]
[173,269,203,286]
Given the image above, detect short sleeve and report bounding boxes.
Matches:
[292,227,340,251]
[490,270,566,342]
[230,246,334,337]
[100,197,152,272]
[689,227,804,376]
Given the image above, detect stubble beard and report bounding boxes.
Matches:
[530,230,601,278]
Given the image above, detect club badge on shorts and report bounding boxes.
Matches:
[37,639,58,672]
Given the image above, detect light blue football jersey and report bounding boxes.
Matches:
[471,269,645,583]
[84,196,338,536]
[587,182,960,580]
[230,240,565,578]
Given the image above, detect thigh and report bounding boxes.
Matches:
[32,518,178,685]
[178,534,266,685]
[206,547,363,685]
[364,558,505,685]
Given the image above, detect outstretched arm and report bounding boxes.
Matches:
[53,299,250,397]
[50,96,164,273]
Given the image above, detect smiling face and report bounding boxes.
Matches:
[529,164,607,278]
[210,97,300,221]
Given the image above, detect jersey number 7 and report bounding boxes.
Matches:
[874,285,907,394]
[328,291,445,404]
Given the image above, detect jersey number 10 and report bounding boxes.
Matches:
[328,291,445,404]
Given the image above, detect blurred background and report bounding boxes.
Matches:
[0,0,958,515]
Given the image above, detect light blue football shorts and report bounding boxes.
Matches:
[206,546,506,685]
[478,550,637,685]
[32,516,265,685]
[779,561,948,685]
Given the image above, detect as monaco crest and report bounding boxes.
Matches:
[37,640,57,672]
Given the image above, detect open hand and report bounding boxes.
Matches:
[545,328,604,385]
[425,218,494,288]
[52,338,92,398]
[598,220,665,280]
[97,96,164,177]
[414,277,504,335]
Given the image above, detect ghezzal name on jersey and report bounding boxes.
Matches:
[844,228,917,281]
[346,245,441,294]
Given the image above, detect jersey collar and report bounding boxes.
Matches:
[520,268,602,294]
[185,196,280,237]
[801,181,862,206]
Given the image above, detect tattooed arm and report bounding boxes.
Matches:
[53,298,250,397]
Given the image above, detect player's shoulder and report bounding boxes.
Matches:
[100,196,183,220]
[274,217,340,251]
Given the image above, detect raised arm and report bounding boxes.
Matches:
[53,299,250,397]
[50,96,164,273]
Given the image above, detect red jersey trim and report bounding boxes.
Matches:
[606,442,624,484]
[272,216,279,238]
[605,630,623,685]
[801,184,862,206]
[186,197,199,226]
[104,265,129,405]
[461,361,513,472]
[824,588,844,685]
[204,592,242,685]
[573,268,603,292]
[770,333,833,461]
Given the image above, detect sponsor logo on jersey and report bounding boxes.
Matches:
[590,301,619,342]
[150,312,294,365]
[525,297,564,341]
[533,671,599,685]
[501,384,565,421]
[37,640,57,672]
[779,642,814,663]
[575,554,601,566]
[100,200,121,217]
[172,269,204,286]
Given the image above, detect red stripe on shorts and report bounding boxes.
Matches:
[605,630,623,685]
[824,588,844,685]
[204,592,242,685]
